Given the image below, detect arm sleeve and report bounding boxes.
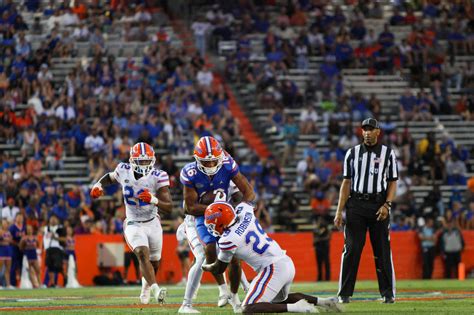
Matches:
[387,150,399,181]
[112,163,123,182]
[217,240,237,263]
[342,148,353,179]
[155,171,170,189]
[179,168,194,188]
[225,156,239,178]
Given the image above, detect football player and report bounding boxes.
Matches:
[90,142,172,304]
[180,136,255,312]
[202,202,342,314]
[178,182,249,314]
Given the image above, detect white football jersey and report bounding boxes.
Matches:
[112,162,170,221]
[217,202,286,272]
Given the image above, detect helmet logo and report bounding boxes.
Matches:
[206,211,222,221]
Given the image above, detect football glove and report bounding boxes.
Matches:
[90,184,104,199]
[137,189,159,205]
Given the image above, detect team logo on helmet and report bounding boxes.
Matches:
[193,136,225,176]
[129,142,156,176]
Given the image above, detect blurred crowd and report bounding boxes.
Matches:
[189,0,474,231]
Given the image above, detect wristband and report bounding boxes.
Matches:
[246,200,256,207]
[150,195,159,205]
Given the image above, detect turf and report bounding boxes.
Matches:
[0,279,473,314]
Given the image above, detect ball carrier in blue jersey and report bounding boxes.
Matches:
[180,136,256,312]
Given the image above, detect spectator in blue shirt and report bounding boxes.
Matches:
[303,142,320,163]
[266,45,284,63]
[50,198,68,222]
[254,12,270,33]
[423,3,439,18]
[400,89,417,121]
[335,40,353,68]
[37,124,52,149]
[378,24,395,48]
[389,8,405,26]
[350,19,366,40]
[351,92,371,121]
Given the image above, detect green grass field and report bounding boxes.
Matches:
[1,279,473,314]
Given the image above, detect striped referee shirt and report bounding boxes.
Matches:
[343,143,398,194]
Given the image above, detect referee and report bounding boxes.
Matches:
[334,118,398,304]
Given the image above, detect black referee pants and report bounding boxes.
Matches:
[338,199,395,298]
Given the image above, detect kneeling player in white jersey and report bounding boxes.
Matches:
[178,184,250,314]
[90,142,172,304]
[202,202,342,313]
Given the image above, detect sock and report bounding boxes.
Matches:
[141,277,149,289]
[240,271,250,291]
[183,256,204,305]
[287,302,300,312]
[231,292,241,304]
[150,283,159,292]
[318,297,334,306]
[218,283,229,296]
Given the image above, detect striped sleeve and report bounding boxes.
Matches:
[179,168,194,188]
[228,157,240,177]
[112,162,125,183]
[155,171,170,189]
[217,240,237,262]
[387,149,398,181]
[342,148,353,179]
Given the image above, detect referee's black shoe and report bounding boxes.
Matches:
[338,296,350,303]
[382,296,395,304]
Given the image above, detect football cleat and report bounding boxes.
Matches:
[152,286,167,304]
[317,297,343,312]
[139,277,150,304]
[229,296,243,313]
[382,296,395,304]
[294,299,319,313]
[218,294,229,307]
[178,304,200,313]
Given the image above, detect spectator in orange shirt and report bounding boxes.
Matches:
[72,1,88,20]
[325,153,342,180]
[193,114,212,130]
[290,5,307,26]
[14,110,33,129]
[310,190,331,222]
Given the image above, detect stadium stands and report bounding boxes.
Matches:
[1,0,473,246]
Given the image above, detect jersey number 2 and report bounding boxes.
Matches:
[124,186,147,206]
[245,221,271,254]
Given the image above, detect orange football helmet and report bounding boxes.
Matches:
[204,202,236,237]
[194,136,224,176]
[129,142,156,176]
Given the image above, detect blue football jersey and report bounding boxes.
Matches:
[180,155,239,223]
